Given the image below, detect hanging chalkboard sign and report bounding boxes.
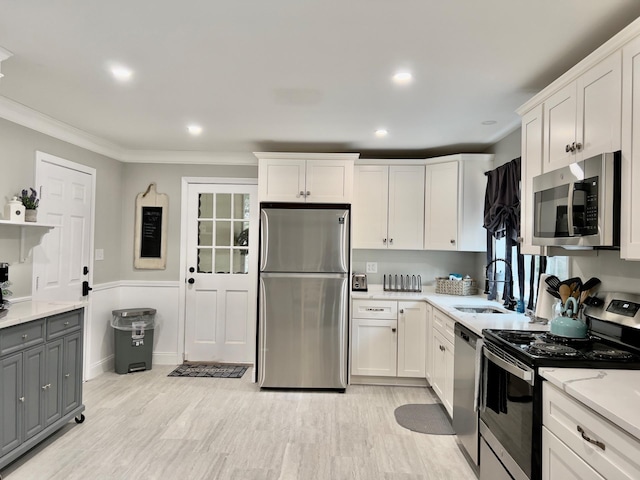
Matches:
[134,183,168,269]
[140,206,163,258]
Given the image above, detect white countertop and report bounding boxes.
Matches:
[352,285,549,337]
[540,368,640,440]
[0,300,86,329]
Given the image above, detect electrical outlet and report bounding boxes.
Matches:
[366,262,378,273]
[95,249,104,261]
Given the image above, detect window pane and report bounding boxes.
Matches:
[199,194,213,219]
[197,248,212,273]
[216,193,232,219]
[233,194,250,219]
[233,249,249,274]
[216,220,232,246]
[215,249,231,274]
[198,221,213,247]
[234,221,250,247]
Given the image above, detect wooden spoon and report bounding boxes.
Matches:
[559,284,571,304]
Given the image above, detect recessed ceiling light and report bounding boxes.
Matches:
[375,129,388,138]
[111,65,133,81]
[482,120,497,125]
[393,72,413,85]
[187,125,203,136]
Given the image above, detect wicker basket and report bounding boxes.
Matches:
[435,277,478,296]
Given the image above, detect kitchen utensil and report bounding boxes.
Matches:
[544,275,562,292]
[549,296,588,338]
[581,277,601,294]
[546,287,561,299]
[559,284,571,304]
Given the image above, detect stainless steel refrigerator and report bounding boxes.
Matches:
[258,204,350,390]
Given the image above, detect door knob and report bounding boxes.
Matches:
[297,191,304,198]
[389,238,394,245]
[189,267,195,273]
[391,328,396,333]
[383,238,387,244]
[399,309,404,314]
[188,278,195,284]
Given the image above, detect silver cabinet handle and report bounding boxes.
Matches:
[383,238,387,244]
[391,328,396,333]
[575,142,583,151]
[306,191,310,196]
[566,144,571,153]
[399,309,404,314]
[297,191,304,198]
[577,426,605,450]
[65,373,70,378]
[64,321,70,326]
[19,397,25,403]
[42,384,51,390]
[450,239,456,244]
[22,334,28,339]
[389,238,393,245]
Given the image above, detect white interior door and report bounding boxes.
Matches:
[184,183,258,363]
[33,152,94,302]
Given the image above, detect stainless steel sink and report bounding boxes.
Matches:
[453,306,507,314]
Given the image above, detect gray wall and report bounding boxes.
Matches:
[119,163,257,280]
[484,128,521,168]
[0,118,124,296]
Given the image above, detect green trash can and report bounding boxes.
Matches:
[111,308,156,374]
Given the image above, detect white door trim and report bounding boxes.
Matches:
[178,177,258,364]
[35,151,96,382]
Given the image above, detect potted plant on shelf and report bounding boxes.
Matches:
[20,187,39,222]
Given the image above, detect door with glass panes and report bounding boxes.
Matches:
[184,183,259,362]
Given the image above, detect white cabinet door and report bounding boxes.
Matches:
[622,36,640,260]
[443,338,455,417]
[352,165,389,248]
[397,301,426,378]
[521,105,546,255]
[424,303,433,384]
[576,51,622,161]
[305,159,353,203]
[543,82,577,173]
[424,162,458,250]
[387,165,425,249]
[258,159,306,202]
[431,329,447,407]
[542,427,605,480]
[351,318,397,377]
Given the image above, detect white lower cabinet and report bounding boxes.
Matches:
[351,299,426,381]
[542,382,640,480]
[430,308,455,417]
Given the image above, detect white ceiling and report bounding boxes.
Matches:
[1,0,640,160]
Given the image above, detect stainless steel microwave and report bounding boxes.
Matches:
[532,151,620,248]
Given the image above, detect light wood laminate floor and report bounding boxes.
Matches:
[2,365,476,480]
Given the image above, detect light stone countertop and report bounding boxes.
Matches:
[540,367,640,440]
[352,284,549,337]
[0,300,86,329]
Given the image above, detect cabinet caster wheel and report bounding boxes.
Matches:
[75,414,85,424]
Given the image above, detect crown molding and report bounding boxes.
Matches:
[121,149,258,165]
[0,95,126,160]
[253,151,360,161]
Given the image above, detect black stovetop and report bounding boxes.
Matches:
[482,328,640,369]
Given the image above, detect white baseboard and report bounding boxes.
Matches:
[87,354,114,380]
[153,352,181,365]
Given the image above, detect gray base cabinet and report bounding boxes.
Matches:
[0,308,85,472]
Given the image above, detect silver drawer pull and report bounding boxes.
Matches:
[65,374,70,378]
[19,397,25,403]
[22,334,28,339]
[42,384,51,390]
[577,426,605,451]
[366,308,385,312]
[64,321,70,326]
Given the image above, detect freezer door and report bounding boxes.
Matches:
[258,273,348,389]
[260,207,349,273]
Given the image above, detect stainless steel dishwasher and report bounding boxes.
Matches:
[453,322,480,467]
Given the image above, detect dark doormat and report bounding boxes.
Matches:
[168,363,248,378]
[394,403,455,435]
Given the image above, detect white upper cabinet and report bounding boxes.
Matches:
[352,164,424,249]
[520,105,545,255]
[256,153,356,203]
[622,35,640,260]
[424,154,492,252]
[543,52,622,173]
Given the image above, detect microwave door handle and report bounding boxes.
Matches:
[567,181,575,237]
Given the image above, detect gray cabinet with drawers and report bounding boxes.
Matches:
[0,308,85,471]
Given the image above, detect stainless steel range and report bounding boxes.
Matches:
[479,292,640,480]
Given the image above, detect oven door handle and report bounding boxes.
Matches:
[484,348,534,385]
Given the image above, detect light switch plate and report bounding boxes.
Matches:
[366,262,378,273]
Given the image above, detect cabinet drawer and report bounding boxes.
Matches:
[47,310,82,340]
[0,320,45,356]
[543,382,640,480]
[432,308,455,343]
[352,300,397,319]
